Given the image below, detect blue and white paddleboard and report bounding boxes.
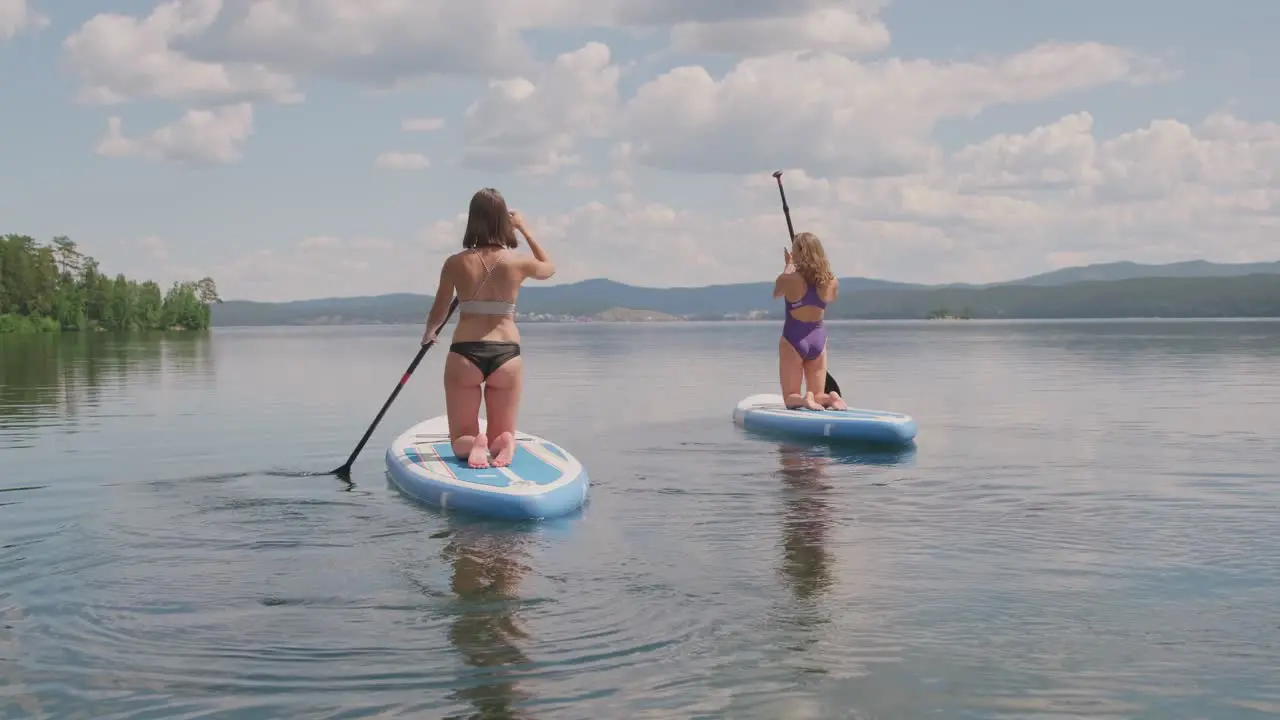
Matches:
[733,393,917,446]
[385,415,589,520]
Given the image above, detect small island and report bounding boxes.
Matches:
[593,307,680,322]
[926,307,973,320]
[1,234,221,334]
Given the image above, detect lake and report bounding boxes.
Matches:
[2,320,1279,719]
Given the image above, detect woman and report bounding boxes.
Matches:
[772,231,848,411]
[422,188,555,469]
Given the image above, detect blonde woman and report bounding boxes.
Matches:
[771,232,848,411]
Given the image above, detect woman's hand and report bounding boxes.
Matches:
[509,210,528,237]
[421,327,437,346]
[783,247,794,271]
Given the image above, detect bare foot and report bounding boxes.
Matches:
[490,431,515,467]
[802,391,825,411]
[826,391,848,411]
[467,433,490,468]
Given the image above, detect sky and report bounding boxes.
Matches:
[1,0,1278,302]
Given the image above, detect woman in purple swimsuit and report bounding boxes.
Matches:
[772,232,849,411]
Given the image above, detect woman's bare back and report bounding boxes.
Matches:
[451,248,522,303]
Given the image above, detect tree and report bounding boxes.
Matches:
[136,281,163,329]
[196,276,222,304]
[52,236,84,277]
[1,233,220,333]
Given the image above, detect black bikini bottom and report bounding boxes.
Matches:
[449,341,521,380]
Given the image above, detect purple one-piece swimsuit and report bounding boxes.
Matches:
[782,283,827,361]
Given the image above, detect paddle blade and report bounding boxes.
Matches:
[825,372,842,397]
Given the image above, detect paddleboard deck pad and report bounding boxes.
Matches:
[733,393,917,446]
[386,415,589,520]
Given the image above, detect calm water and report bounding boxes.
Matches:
[2,320,1279,719]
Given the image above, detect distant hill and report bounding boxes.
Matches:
[212,275,922,326]
[1006,260,1280,287]
[212,293,436,327]
[211,260,1280,326]
[822,274,1280,319]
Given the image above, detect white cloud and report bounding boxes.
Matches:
[138,235,169,260]
[190,0,897,84]
[460,42,619,174]
[297,236,343,250]
[45,0,1280,301]
[62,0,890,102]
[185,235,419,301]
[374,152,431,170]
[297,235,395,252]
[564,172,601,189]
[167,0,539,86]
[669,3,890,57]
[195,106,1280,299]
[747,110,1280,281]
[417,195,774,288]
[63,0,299,105]
[951,110,1280,200]
[401,117,445,132]
[204,115,1280,299]
[96,103,255,165]
[0,0,47,39]
[623,41,1165,178]
[953,112,1100,190]
[606,142,635,188]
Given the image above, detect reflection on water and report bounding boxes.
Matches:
[771,442,917,679]
[0,332,215,440]
[441,523,537,720]
[776,444,835,608]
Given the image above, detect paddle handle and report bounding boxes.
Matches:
[773,170,796,241]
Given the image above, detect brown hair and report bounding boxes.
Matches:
[461,187,518,249]
[792,232,835,288]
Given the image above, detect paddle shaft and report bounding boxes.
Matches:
[771,171,842,398]
[773,171,797,239]
[333,296,459,475]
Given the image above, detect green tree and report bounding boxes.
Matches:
[195,276,222,305]
[137,280,164,329]
[52,236,84,277]
[0,233,220,333]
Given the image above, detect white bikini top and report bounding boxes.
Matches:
[456,249,516,317]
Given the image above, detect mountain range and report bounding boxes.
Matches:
[211,259,1280,326]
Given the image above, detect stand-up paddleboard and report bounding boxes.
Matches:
[734,394,917,446]
[385,415,589,520]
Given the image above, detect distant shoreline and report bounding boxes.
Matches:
[209,270,1280,327]
[207,315,1280,330]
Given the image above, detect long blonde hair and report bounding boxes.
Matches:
[792,232,835,288]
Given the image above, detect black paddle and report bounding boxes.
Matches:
[332,296,459,476]
[772,170,843,398]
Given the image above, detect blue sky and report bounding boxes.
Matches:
[2,0,1278,301]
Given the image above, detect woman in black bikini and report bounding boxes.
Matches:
[421,188,556,469]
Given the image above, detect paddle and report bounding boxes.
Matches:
[771,170,843,398]
[331,296,459,476]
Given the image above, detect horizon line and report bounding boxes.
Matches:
[215,257,1280,304]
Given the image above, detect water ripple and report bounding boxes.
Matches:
[3,322,1280,717]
